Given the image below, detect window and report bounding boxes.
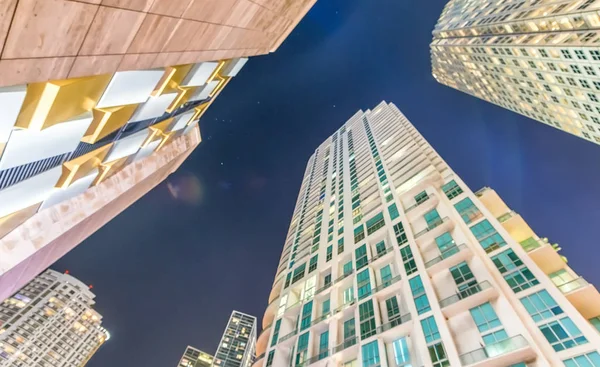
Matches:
[300,301,313,331]
[355,245,368,270]
[549,269,575,287]
[421,316,440,343]
[375,241,386,256]
[266,351,275,367]
[343,261,353,275]
[354,225,365,243]
[400,245,417,275]
[590,316,600,332]
[450,261,476,291]
[539,317,588,351]
[409,276,431,314]
[386,296,400,319]
[394,222,408,245]
[308,255,318,273]
[424,209,442,227]
[344,318,356,340]
[435,232,457,254]
[322,299,330,315]
[318,331,329,355]
[429,343,450,367]
[285,273,292,288]
[388,204,400,220]
[295,332,309,365]
[520,290,563,322]
[292,263,307,284]
[492,249,539,293]
[343,286,354,305]
[415,191,429,204]
[442,180,463,199]
[483,329,508,345]
[338,238,344,254]
[470,220,506,252]
[271,319,282,347]
[361,341,380,367]
[564,352,600,367]
[380,265,393,284]
[326,245,333,262]
[392,337,411,366]
[454,198,482,224]
[366,212,385,235]
[503,268,539,293]
[470,303,501,332]
[357,269,372,300]
[519,237,539,252]
[359,300,376,339]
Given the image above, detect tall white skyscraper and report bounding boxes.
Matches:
[253,102,600,367]
[0,269,108,367]
[431,0,600,145]
[213,311,257,367]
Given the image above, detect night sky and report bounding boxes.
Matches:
[53,0,600,366]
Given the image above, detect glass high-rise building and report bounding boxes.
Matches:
[254,102,600,367]
[178,346,214,367]
[431,0,600,144]
[213,311,257,367]
[0,269,108,367]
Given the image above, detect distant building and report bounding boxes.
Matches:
[0,0,319,303]
[431,0,600,144]
[0,269,108,367]
[255,102,600,367]
[178,346,213,367]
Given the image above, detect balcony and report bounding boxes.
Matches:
[331,336,358,355]
[278,329,298,345]
[332,299,356,319]
[375,314,412,342]
[558,277,600,319]
[459,335,535,367]
[439,281,498,318]
[297,349,330,367]
[251,353,265,367]
[334,270,354,283]
[405,194,439,219]
[425,244,472,276]
[526,239,566,275]
[372,275,402,299]
[369,246,395,266]
[314,282,332,297]
[414,217,454,245]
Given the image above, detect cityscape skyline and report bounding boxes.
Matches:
[2,0,600,366]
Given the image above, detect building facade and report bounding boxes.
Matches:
[431,0,600,145]
[213,311,257,367]
[178,346,214,367]
[0,269,108,367]
[254,102,600,367]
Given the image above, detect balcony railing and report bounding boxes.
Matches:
[425,244,466,268]
[372,275,402,293]
[278,329,298,343]
[333,299,356,314]
[439,281,492,309]
[332,336,358,354]
[315,282,332,295]
[370,247,394,263]
[300,349,330,366]
[405,195,431,213]
[415,217,449,238]
[459,335,529,366]
[255,352,266,361]
[335,270,354,283]
[558,277,589,294]
[376,314,411,334]
[311,312,331,327]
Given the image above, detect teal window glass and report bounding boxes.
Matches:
[359,300,377,339]
[442,180,463,199]
[355,244,368,270]
[400,245,417,275]
[300,301,313,331]
[361,341,380,367]
[394,222,408,245]
[357,269,372,300]
[424,209,442,226]
[322,299,330,315]
[410,275,431,314]
[284,272,292,288]
[421,316,441,343]
[492,250,539,293]
[324,274,332,286]
[326,245,333,262]
[343,318,356,340]
[308,255,318,273]
[563,352,600,367]
[540,317,588,351]
[435,232,456,254]
[271,319,282,347]
[590,317,600,332]
[292,263,307,285]
[491,249,524,273]
[415,190,429,204]
[388,203,400,220]
[520,237,540,252]
[520,290,563,322]
[296,332,309,365]
[470,303,502,332]
[338,238,344,254]
[454,198,482,224]
[375,240,386,256]
[343,287,354,304]
[366,212,385,235]
[470,220,506,252]
[380,265,393,283]
[392,337,411,366]
[343,261,353,275]
[450,261,476,290]
[483,329,509,345]
[386,296,400,319]
[319,331,329,354]
[354,225,365,243]
[266,350,275,367]
[429,342,450,367]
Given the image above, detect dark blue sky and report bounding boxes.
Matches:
[54,0,600,366]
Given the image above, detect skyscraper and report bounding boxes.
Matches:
[255,102,600,367]
[431,0,600,145]
[0,0,319,302]
[0,269,108,367]
[178,346,214,367]
[213,311,257,367]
